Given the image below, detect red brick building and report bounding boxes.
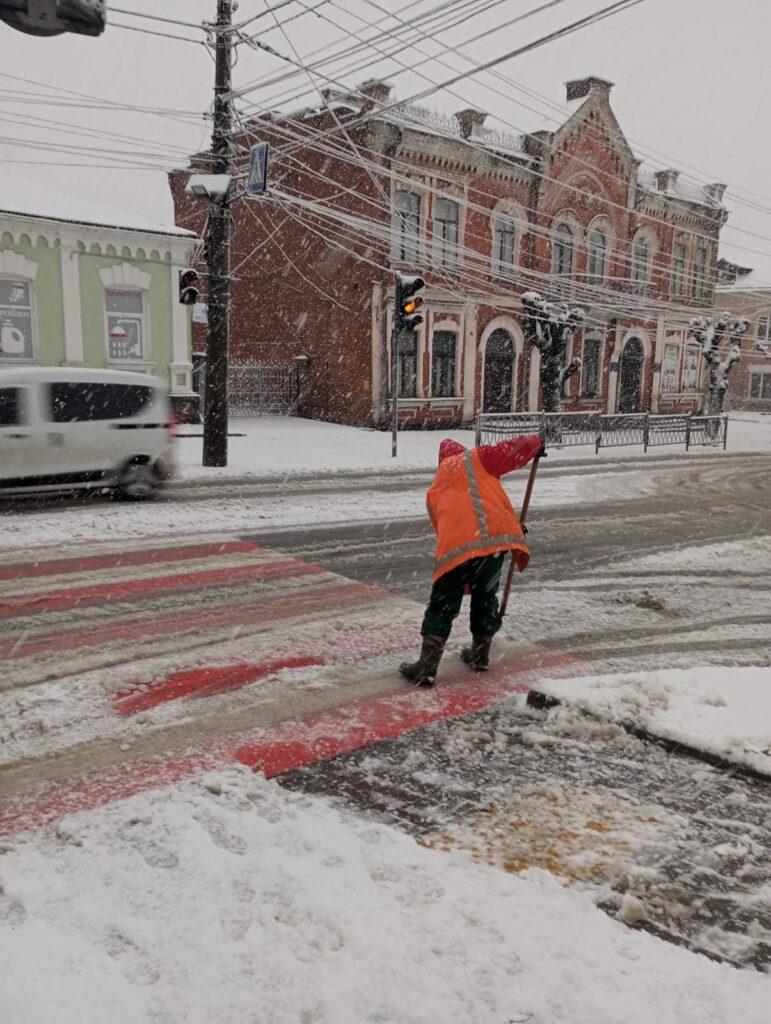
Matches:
[170,76,728,426]
[715,259,771,410]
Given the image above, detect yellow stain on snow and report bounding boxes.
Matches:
[418,782,672,884]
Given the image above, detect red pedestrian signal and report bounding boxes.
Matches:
[179,268,200,306]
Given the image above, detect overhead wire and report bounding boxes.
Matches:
[232,98,768,290]
[230,102,766,331]
[229,0,771,265]
[108,6,206,30]
[232,0,543,107]
[109,20,208,45]
[235,68,771,275]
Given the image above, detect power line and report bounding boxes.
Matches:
[109,6,206,30]
[109,19,207,45]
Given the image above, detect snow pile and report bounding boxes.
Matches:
[1,768,768,1024]
[534,666,771,776]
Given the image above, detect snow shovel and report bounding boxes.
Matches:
[499,450,542,618]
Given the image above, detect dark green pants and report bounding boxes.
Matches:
[421,553,506,640]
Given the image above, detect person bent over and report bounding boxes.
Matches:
[399,434,542,687]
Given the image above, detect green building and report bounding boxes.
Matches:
[0,187,200,420]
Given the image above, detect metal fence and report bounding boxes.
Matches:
[476,411,728,453]
[228,362,298,416]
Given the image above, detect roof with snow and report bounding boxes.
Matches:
[0,175,196,239]
[379,103,531,160]
[715,257,771,293]
[637,167,724,210]
[268,79,727,212]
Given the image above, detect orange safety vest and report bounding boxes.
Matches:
[426,448,529,583]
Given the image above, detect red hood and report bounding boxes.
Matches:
[438,439,467,463]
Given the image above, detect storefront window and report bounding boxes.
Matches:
[0,279,34,360]
[106,288,145,360]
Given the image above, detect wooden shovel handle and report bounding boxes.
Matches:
[499,452,541,618]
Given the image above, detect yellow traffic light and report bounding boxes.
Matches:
[403,297,423,315]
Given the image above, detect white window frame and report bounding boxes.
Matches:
[749,368,771,401]
[433,196,460,270]
[580,332,603,398]
[552,222,574,278]
[672,242,687,297]
[756,313,771,349]
[661,341,681,393]
[99,263,153,368]
[492,214,516,278]
[104,286,147,363]
[632,234,651,282]
[681,344,700,392]
[586,228,607,283]
[692,246,709,298]
[430,329,458,398]
[393,189,420,264]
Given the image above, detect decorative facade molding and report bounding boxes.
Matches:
[99,262,152,290]
[0,250,39,279]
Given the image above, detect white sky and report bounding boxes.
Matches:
[2,0,770,275]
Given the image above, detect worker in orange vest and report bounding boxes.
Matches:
[399,434,543,687]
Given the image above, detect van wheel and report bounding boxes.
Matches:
[116,462,158,501]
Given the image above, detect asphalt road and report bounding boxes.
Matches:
[2,451,770,970]
[243,450,771,668]
[251,451,771,971]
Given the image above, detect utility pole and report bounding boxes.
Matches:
[391,307,399,459]
[203,0,233,467]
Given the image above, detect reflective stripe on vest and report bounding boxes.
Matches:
[433,452,526,576]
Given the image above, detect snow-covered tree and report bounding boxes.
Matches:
[521,292,585,413]
[687,313,756,415]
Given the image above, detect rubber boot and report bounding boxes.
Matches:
[460,636,493,671]
[399,634,446,687]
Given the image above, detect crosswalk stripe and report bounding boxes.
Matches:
[0,539,263,582]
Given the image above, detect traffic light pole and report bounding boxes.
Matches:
[391,275,425,457]
[203,0,233,468]
[391,280,400,458]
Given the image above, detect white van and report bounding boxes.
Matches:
[0,367,175,500]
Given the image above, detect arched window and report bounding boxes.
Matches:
[493,214,516,278]
[586,228,607,282]
[632,234,650,282]
[671,243,687,296]
[483,329,515,412]
[552,223,573,277]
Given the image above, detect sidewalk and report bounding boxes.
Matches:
[175,412,771,482]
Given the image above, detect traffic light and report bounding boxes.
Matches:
[0,0,106,36]
[396,274,425,331]
[179,268,200,306]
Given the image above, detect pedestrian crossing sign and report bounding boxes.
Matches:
[247,142,269,196]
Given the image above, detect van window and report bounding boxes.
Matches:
[48,382,154,422]
[0,387,20,426]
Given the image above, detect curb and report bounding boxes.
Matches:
[526,689,771,784]
[169,449,770,492]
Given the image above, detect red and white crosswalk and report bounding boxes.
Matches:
[0,533,583,835]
